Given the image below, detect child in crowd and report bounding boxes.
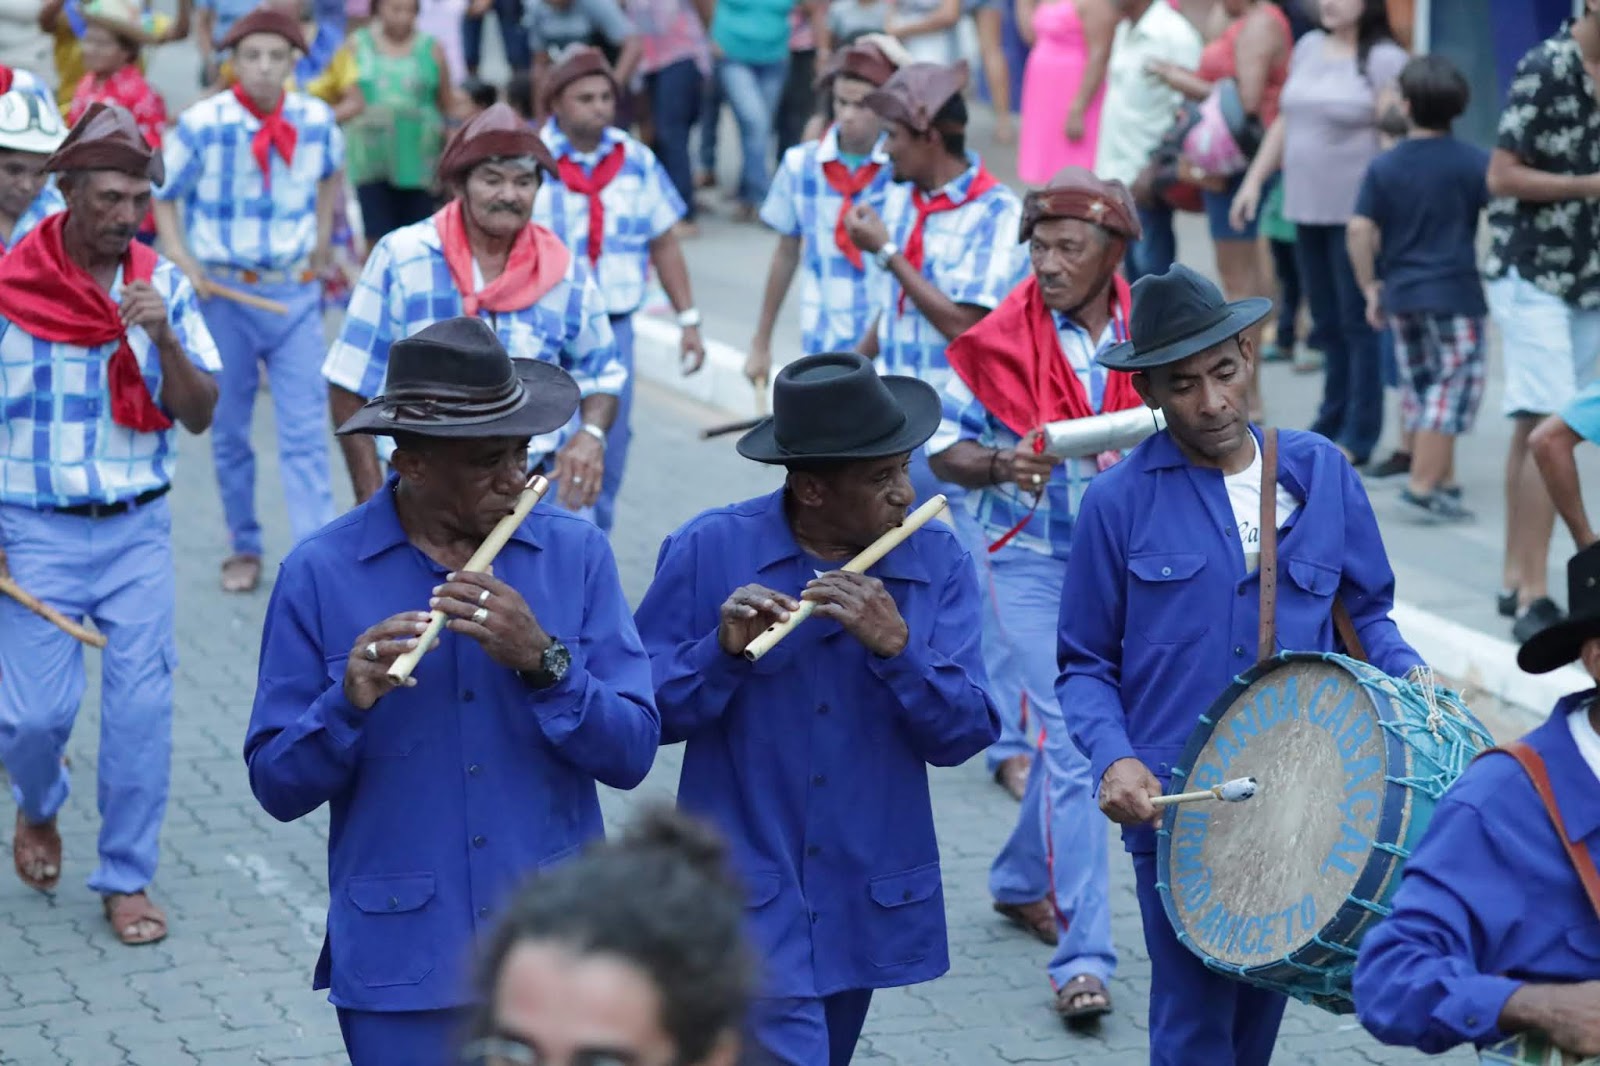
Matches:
[1347,54,1489,522]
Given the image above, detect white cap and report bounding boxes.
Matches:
[0,90,67,156]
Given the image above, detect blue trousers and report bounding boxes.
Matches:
[749,990,873,1066]
[1297,221,1383,462]
[986,550,1115,990]
[1126,203,1177,283]
[202,279,335,557]
[717,57,789,206]
[594,313,634,535]
[646,57,702,220]
[1132,852,1286,1066]
[461,0,529,72]
[337,1006,470,1066]
[0,500,175,894]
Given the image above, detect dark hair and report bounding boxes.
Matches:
[506,71,535,120]
[932,93,966,157]
[462,77,499,110]
[1397,54,1468,131]
[468,807,755,1063]
[1354,0,1396,77]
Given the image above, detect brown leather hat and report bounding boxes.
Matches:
[540,45,616,112]
[219,6,308,52]
[814,39,899,90]
[437,102,557,184]
[1020,166,1142,242]
[44,101,164,184]
[864,60,969,133]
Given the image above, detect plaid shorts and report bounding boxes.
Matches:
[1389,312,1488,436]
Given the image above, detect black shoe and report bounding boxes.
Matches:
[1368,452,1412,479]
[1496,589,1519,618]
[1512,597,1566,644]
[1399,488,1474,522]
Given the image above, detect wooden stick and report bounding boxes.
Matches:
[0,575,107,648]
[1150,777,1259,809]
[742,494,948,662]
[387,474,551,681]
[206,282,289,315]
[699,415,765,440]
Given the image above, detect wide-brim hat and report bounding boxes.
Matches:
[1098,263,1272,372]
[737,351,941,465]
[336,317,581,439]
[1518,543,1600,674]
[83,0,159,45]
[0,90,67,155]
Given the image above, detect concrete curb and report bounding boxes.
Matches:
[632,312,1576,722]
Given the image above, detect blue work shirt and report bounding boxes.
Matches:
[1056,426,1422,852]
[1354,695,1600,1054]
[633,489,1000,999]
[244,479,660,1013]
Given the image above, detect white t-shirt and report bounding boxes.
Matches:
[1569,704,1600,784]
[1222,435,1301,573]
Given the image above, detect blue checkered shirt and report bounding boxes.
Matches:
[927,312,1130,559]
[875,158,1027,397]
[533,123,685,316]
[155,90,344,272]
[321,215,624,459]
[0,257,222,508]
[3,183,64,254]
[759,128,897,355]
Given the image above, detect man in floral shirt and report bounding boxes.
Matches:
[1484,2,1600,646]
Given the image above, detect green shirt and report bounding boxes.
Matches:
[345,28,444,190]
[710,0,794,65]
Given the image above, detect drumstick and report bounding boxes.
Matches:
[387,474,551,681]
[0,575,108,648]
[742,494,948,663]
[205,281,289,315]
[1150,776,1259,809]
[699,416,765,440]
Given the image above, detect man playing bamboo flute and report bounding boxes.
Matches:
[0,102,220,947]
[633,351,1000,1066]
[928,166,1146,1026]
[245,316,659,1066]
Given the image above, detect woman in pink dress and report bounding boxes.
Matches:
[1015,0,1114,188]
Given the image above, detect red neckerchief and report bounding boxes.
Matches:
[432,200,571,316]
[0,67,13,95]
[0,212,171,432]
[231,83,297,187]
[898,163,999,314]
[821,143,883,271]
[555,140,628,268]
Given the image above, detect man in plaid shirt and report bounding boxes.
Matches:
[323,102,623,521]
[153,5,343,594]
[0,88,67,256]
[0,103,219,948]
[533,45,704,535]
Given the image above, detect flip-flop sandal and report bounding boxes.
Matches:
[992,899,1059,947]
[1055,973,1113,1028]
[103,891,169,946]
[13,812,61,892]
[220,553,262,594]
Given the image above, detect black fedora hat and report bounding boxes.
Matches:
[336,317,581,439]
[737,351,941,465]
[1518,544,1600,674]
[1098,264,1272,372]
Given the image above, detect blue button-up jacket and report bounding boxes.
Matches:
[1354,696,1600,1053]
[243,482,660,1012]
[633,490,1000,998]
[1057,427,1422,852]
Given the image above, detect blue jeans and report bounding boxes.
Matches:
[646,57,702,219]
[595,313,634,534]
[717,56,788,205]
[462,0,529,72]
[1126,202,1177,282]
[698,70,723,174]
[1296,222,1383,461]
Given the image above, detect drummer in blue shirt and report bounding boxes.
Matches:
[633,351,1000,1066]
[244,317,660,1066]
[1354,544,1600,1059]
[1057,265,1424,1066]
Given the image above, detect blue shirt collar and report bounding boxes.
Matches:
[542,119,626,164]
[356,473,543,563]
[1527,690,1600,844]
[1135,423,1311,500]
[749,488,931,585]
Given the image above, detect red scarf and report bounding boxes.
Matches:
[821,157,883,271]
[556,142,627,268]
[232,83,297,186]
[432,200,571,316]
[0,213,171,432]
[0,67,13,95]
[898,164,999,314]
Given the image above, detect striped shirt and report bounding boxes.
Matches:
[927,312,1126,559]
[533,122,685,316]
[155,90,344,272]
[1,183,65,256]
[0,257,221,508]
[760,128,897,355]
[321,214,624,459]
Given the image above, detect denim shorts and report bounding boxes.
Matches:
[1203,172,1259,242]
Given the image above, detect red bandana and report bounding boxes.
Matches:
[898,164,999,314]
[821,157,883,271]
[231,83,297,186]
[555,141,627,268]
[0,66,13,95]
[0,212,171,432]
[432,200,571,316]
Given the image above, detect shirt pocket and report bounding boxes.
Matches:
[1275,556,1340,652]
[339,872,438,988]
[1127,552,1210,646]
[865,861,943,968]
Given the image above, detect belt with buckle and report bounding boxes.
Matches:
[207,263,317,286]
[49,484,171,518]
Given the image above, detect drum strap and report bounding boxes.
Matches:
[1487,741,1600,921]
[1255,427,1368,664]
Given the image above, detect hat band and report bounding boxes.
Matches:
[774,408,908,457]
[1132,305,1235,358]
[372,380,527,427]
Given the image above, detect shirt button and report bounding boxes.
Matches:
[810,910,819,923]
[1237,586,1247,597]
[1466,1015,1479,1028]
[467,764,481,776]
[807,845,820,857]
[901,889,913,902]
[812,774,826,786]
[477,906,489,919]
[1234,645,1245,656]
[1161,566,1172,577]
[387,896,398,910]
[472,835,487,848]
[817,703,830,715]
[462,690,475,703]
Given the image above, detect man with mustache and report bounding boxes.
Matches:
[0,89,68,258]
[152,4,344,594]
[927,167,1146,1027]
[634,351,999,1066]
[0,102,220,947]
[323,103,623,523]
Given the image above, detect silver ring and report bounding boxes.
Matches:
[478,588,491,606]
[472,606,490,625]
[1032,473,1042,487]
[364,641,378,662]
[572,476,584,485]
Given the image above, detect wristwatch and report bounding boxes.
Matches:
[580,422,607,447]
[518,639,571,690]
[873,242,900,269]
[676,307,703,328]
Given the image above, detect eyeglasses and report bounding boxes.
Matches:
[459,1037,647,1066]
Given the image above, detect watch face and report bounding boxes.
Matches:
[543,640,572,680]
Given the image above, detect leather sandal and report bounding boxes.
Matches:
[992,898,1058,946]
[103,891,168,946]
[220,553,262,594]
[1055,973,1113,1028]
[13,812,61,892]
